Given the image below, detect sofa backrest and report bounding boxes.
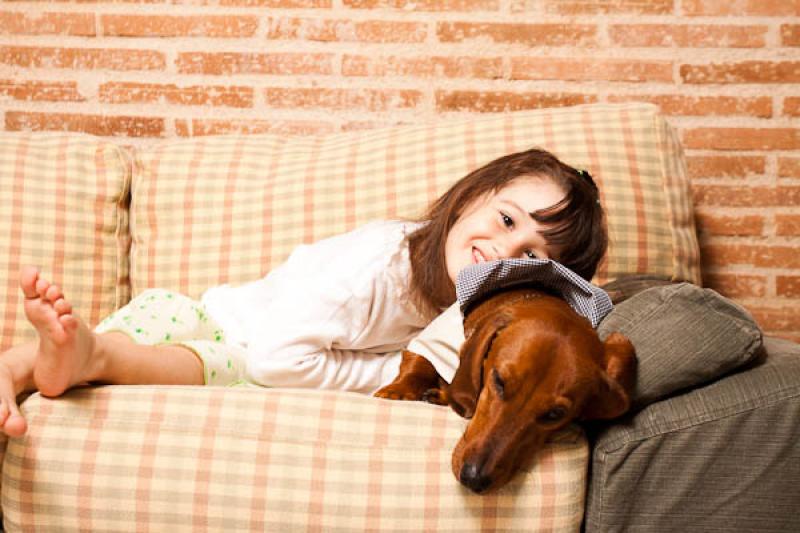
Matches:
[0,103,700,348]
[130,102,700,299]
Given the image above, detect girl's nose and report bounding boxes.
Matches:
[493,237,521,260]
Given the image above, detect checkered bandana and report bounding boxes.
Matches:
[455,258,613,328]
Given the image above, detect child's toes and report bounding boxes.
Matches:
[59,313,79,333]
[35,278,50,298]
[45,284,62,303]
[54,298,72,316]
[20,267,40,298]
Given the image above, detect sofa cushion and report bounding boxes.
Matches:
[5,386,588,530]
[585,337,800,532]
[598,282,764,408]
[130,102,700,299]
[0,132,131,349]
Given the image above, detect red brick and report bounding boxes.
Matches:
[511,58,673,82]
[694,212,764,236]
[0,46,165,71]
[541,0,672,14]
[777,276,800,298]
[221,0,332,6]
[776,215,800,236]
[609,24,766,48]
[0,79,84,102]
[342,0,499,10]
[782,24,800,46]
[342,55,502,79]
[748,307,800,332]
[704,273,767,299]
[682,61,800,84]
[0,11,95,36]
[608,94,770,118]
[693,185,800,207]
[268,18,427,43]
[683,0,800,16]
[176,52,333,75]
[684,128,800,151]
[686,155,766,179]
[701,244,800,269]
[785,97,800,116]
[263,87,422,111]
[102,15,258,38]
[778,157,800,178]
[6,111,164,137]
[437,22,597,46]
[99,82,253,108]
[436,90,596,112]
[175,119,334,137]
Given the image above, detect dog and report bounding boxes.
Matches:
[375,286,636,493]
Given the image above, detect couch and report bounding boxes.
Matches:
[0,103,797,532]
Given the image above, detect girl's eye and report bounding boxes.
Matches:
[501,213,514,228]
[524,250,537,259]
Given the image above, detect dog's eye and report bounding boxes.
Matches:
[492,369,505,399]
[538,407,567,424]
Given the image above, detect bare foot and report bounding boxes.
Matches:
[22,267,103,398]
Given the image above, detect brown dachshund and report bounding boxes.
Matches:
[375,287,636,493]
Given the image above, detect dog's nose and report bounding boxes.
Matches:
[459,462,492,493]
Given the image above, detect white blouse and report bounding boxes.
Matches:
[201,220,435,394]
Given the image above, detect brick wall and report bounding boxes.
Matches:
[1,1,798,341]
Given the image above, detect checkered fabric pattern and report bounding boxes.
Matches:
[4,386,589,531]
[456,259,614,328]
[130,103,700,299]
[0,132,131,351]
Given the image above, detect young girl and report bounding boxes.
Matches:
[0,148,606,438]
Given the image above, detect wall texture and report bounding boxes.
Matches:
[1,0,798,341]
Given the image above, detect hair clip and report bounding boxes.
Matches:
[577,169,598,191]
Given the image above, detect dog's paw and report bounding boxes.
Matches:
[422,388,448,406]
[374,384,425,401]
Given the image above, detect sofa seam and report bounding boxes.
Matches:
[596,388,800,453]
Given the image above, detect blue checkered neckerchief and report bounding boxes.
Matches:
[455,258,612,329]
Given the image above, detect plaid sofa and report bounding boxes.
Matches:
[1,103,798,532]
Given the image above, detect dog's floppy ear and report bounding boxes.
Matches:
[581,332,637,420]
[448,313,510,419]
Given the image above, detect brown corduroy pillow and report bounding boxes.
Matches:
[598,282,764,408]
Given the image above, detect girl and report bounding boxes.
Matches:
[0,148,606,438]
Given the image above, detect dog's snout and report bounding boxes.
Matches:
[459,462,492,493]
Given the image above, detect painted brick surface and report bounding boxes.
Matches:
[0,1,797,339]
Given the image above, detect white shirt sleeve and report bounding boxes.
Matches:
[201,221,425,394]
[406,302,465,383]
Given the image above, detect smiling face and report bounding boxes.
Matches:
[443,176,567,284]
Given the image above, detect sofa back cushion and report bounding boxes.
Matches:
[0,133,131,348]
[131,102,700,299]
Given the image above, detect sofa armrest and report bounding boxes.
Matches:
[4,386,588,531]
[584,336,800,533]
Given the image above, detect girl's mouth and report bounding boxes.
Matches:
[472,247,487,264]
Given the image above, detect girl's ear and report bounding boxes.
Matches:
[447,312,510,419]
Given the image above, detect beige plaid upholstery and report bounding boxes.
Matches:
[130,103,700,299]
[4,386,588,531]
[0,104,701,530]
[0,132,131,350]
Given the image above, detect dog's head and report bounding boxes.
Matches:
[449,289,636,493]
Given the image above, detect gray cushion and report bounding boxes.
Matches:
[585,337,800,532]
[598,282,763,408]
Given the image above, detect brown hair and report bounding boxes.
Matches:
[407,148,608,317]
